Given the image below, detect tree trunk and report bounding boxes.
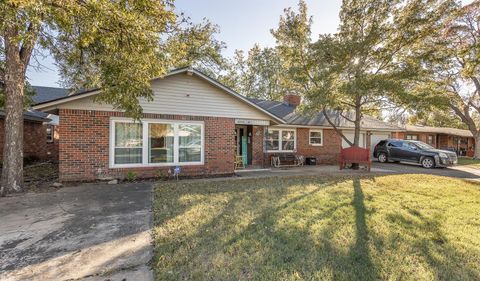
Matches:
[351,100,362,170]
[474,134,480,159]
[0,30,27,196]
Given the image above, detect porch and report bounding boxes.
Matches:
[437,134,475,157]
[234,121,268,170]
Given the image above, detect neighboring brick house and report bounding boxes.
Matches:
[31,86,70,163]
[0,111,51,163]
[33,67,402,181]
[392,125,475,157]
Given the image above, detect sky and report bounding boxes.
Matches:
[26,0,341,87]
[26,0,472,87]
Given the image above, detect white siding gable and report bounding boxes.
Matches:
[58,74,272,120]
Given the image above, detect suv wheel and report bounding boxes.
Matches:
[378,153,388,163]
[421,157,435,169]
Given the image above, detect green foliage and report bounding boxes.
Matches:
[1,0,222,119]
[167,20,226,72]
[271,0,456,146]
[125,171,137,182]
[414,1,480,141]
[225,45,289,101]
[408,110,469,129]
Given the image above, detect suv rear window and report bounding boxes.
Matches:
[376,140,387,147]
[388,141,402,147]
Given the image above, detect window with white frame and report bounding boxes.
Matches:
[46,125,54,143]
[266,128,296,152]
[111,119,204,167]
[309,129,323,146]
[114,122,143,164]
[406,134,418,140]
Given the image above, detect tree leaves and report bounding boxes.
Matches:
[267,0,457,146]
[1,0,223,118]
[412,1,480,137]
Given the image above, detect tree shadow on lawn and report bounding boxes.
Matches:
[386,208,480,280]
[153,175,480,281]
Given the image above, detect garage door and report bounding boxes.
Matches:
[370,133,390,156]
[342,132,366,148]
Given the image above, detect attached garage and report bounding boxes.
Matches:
[342,131,366,148]
[369,132,391,156]
[341,131,391,156]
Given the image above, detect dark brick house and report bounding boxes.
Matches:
[33,68,402,181]
[393,125,475,157]
[0,110,52,163]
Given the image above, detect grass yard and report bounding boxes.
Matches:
[153,175,480,281]
[457,157,480,168]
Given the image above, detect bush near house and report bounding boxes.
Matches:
[153,175,480,281]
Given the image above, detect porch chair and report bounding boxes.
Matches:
[235,155,245,169]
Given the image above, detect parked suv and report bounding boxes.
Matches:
[373,139,458,168]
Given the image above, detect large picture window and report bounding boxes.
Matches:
[266,128,296,152]
[110,119,204,167]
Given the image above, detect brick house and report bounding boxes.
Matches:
[31,86,69,163]
[0,110,52,163]
[33,67,402,181]
[392,125,475,157]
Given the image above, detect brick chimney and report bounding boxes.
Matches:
[283,94,301,107]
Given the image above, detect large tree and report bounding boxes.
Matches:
[0,0,219,196]
[226,45,288,101]
[407,109,469,129]
[272,0,456,148]
[418,1,480,157]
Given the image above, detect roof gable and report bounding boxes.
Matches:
[32,68,285,124]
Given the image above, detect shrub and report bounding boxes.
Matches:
[126,171,137,182]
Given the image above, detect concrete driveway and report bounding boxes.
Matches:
[235,161,480,180]
[0,182,153,281]
[372,161,480,179]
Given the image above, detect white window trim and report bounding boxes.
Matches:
[109,117,205,168]
[266,128,296,153]
[46,125,54,143]
[406,134,418,141]
[309,129,323,146]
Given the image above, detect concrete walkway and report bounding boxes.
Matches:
[234,162,480,180]
[0,182,153,281]
[234,164,394,179]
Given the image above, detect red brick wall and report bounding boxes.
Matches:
[0,119,49,162]
[392,131,439,147]
[45,125,60,163]
[58,109,236,181]
[295,128,342,164]
[265,128,342,165]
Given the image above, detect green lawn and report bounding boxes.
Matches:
[153,175,480,281]
[457,157,480,167]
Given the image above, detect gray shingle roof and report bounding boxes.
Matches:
[249,98,403,131]
[31,86,70,104]
[405,125,473,138]
[0,109,50,123]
